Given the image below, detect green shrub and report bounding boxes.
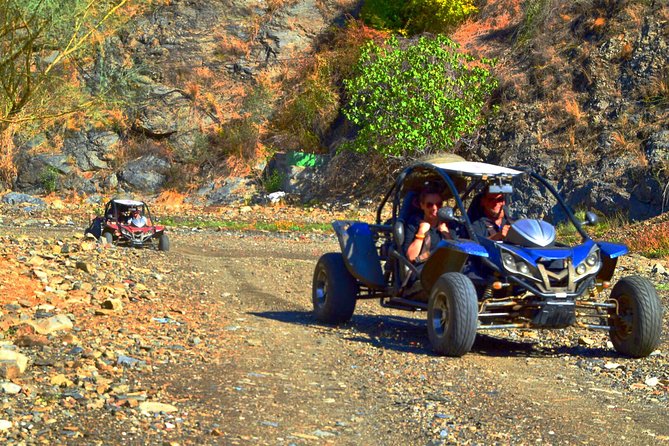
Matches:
[39,166,60,193]
[514,0,551,47]
[405,0,478,34]
[272,58,339,152]
[343,35,497,159]
[216,118,259,160]
[360,0,477,34]
[262,170,285,193]
[360,0,405,32]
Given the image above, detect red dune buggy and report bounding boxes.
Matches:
[86,199,169,251]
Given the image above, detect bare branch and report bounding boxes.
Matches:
[44,0,129,75]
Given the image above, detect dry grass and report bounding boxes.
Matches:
[640,66,669,107]
[618,41,633,61]
[564,96,584,124]
[266,0,300,14]
[625,221,669,259]
[0,124,18,185]
[610,130,647,166]
[216,34,250,60]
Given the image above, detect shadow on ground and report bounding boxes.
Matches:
[251,310,621,359]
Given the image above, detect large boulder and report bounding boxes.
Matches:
[263,151,326,195]
[62,130,120,171]
[1,192,46,208]
[15,154,72,192]
[646,130,669,171]
[118,155,170,192]
[196,177,258,205]
[133,85,197,137]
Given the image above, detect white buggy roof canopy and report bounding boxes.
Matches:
[112,199,145,206]
[431,161,523,177]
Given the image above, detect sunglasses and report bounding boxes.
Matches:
[485,196,505,203]
[424,201,442,208]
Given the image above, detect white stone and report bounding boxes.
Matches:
[0,420,11,430]
[139,402,178,414]
[28,314,73,335]
[0,382,22,394]
[0,350,28,374]
[645,377,660,387]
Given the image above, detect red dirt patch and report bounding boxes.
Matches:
[0,258,41,306]
[451,0,523,58]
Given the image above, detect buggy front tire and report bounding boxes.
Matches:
[427,272,478,357]
[158,234,170,251]
[102,232,114,245]
[608,275,662,358]
[312,253,358,324]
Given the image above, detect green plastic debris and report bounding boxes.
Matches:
[285,151,325,168]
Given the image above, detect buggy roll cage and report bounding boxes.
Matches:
[375,163,591,243]
[104,199,154,226]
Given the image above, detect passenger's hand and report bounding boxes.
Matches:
[438,222,451,239]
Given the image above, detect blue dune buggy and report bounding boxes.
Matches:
[312,156,663,357]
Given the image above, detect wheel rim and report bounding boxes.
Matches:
[612,294,634,339]
[314,268,328,309]
[431,291,450,338]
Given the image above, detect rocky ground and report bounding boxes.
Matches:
[0,198,667,445]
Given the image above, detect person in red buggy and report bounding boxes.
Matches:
[126,208,149,227]
[85,198,169,251]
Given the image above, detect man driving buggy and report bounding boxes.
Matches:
[470,190,512,241]
[126,208,148,228]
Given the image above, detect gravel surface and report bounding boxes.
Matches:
[0,206,666,444]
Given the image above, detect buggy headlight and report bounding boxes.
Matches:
[502,253,515,269]
[574,248,601,281]
[500,249,540,282]
[585,252,598,267]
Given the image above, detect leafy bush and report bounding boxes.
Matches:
[39,166,60,193]
[262,170,285,193]
[272,56,339,153]
[343,35,497,159]
[360,0,477,34]
[360,0,405,32]
[405,0,478,34]
[215,118,260,160]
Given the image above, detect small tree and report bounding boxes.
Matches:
[405,0,478,34]
[343,35,497,159]
[0,0,130,185]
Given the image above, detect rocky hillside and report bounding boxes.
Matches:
[8,0,669,220]
[454,0,669,220]
[12,0,359,203]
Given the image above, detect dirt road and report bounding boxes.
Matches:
[156,231,669,445]
[1,227,668,445]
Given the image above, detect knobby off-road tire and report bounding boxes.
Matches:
[312,253,358,324]
[427,272,479,357]
[609,275,662,358]
[102,232,114,245]
[158,234,170,252]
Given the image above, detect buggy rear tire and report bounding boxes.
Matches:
[102,232,114,245]
[312,253,358,324]
[427,273,478,357]
[158,234,170,251]
[608,276,662,358]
